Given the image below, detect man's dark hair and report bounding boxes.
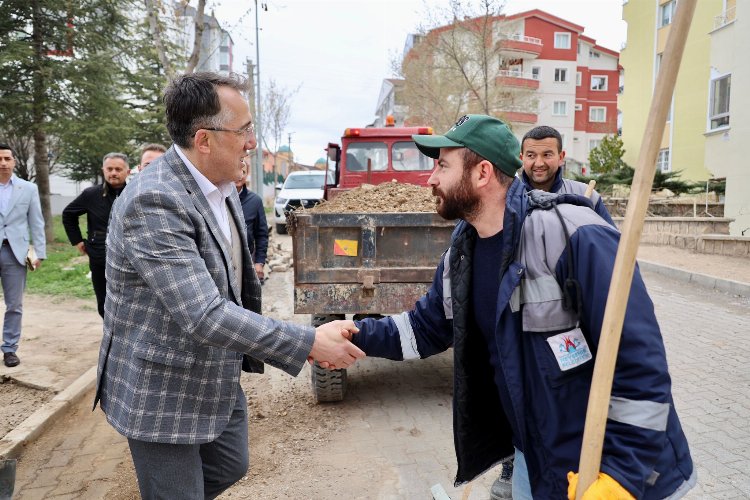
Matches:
[462,148,514,187]
[521,125,563,153]
[0,143,15,158]
[141,143,167,156]
[163,72,248,148]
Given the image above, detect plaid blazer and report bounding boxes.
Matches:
[94,146,315,444]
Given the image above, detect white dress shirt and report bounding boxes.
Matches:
[175,145,235,244]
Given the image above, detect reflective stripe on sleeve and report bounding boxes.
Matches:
[608,396,670,432]
[392,312,421,360]
[442,250,453,320]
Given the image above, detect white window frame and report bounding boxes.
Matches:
[531,66,541,80]
[656,148,671,173]
[590,75,608,91]
[554,32,571,49]
[576,72,582,86]
[554,68,568,83]
[589,106,606,122]
[659,0,676,27]
[707,72,731,131]
[553,101,568,116]
[589,139,602,152]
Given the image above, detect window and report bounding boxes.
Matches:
[589,106,606,122]
[588,50,601,58]
[660,1,676,27]
[656,148,671,173]
[577,42,581,54]
[576,72,582,86]
[554,32,571,49]
[392,142,433,171]
[531,67,541,80]
[345,142,388,172]
[554,68,568,82]
[708,73,731,130]
[591,76,608,91]
[589,139,602,151]
[553,101,567,116]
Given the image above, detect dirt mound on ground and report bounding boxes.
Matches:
[309,181,437,213]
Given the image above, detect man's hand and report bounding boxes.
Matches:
[254,263,264,281]
[567,471,635,500]
[75,241,88,256]
[32,259,42,270]
[309,320,364,370]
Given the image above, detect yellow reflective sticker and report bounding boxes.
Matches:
[333,239,358,256]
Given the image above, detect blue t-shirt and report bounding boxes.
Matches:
[472,229,520,448]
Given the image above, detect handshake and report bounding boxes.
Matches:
[308,320,364,370]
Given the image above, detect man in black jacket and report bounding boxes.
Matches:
[62,152,129,317]
[234,163,268,282]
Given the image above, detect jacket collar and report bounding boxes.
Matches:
[521,168,564,193]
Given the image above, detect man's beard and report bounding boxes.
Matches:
[433,171,480,221]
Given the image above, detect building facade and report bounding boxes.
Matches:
[379,9,620,174]
[621,0,748,236]
[173,3,234,75]
[703,0,748,236]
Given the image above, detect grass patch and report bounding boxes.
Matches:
[26,215,95,299]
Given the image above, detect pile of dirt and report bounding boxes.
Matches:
[308,181,437,213]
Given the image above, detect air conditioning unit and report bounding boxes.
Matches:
[574,103,583,111]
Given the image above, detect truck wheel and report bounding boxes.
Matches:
[310,314,347,403]
[275,223,287,235]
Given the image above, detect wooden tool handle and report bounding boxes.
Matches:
[575,1,698,497]
[584,180,596,199]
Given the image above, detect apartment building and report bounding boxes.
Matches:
[621,0,748,236]
[703,0,748,236]
[378,9,619,174]
[174,3,234,75]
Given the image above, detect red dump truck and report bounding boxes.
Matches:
[288,124,456,402]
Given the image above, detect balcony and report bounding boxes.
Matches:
[496,70,540,90]
[498,111,538,124]
[714,6,736,30]
[497,33,543,59]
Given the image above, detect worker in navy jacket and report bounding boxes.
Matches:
[348,115,695,499]
[519,125,614,226]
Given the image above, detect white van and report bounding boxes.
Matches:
[273,170,328,234]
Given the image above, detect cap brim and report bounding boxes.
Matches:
[412,134,463,159]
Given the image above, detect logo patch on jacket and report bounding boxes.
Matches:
[546,328,592,371]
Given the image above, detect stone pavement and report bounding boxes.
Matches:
[5,241,750,499]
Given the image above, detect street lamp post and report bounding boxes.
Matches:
[253,0,263,197]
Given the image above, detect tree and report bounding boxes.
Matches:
[395,0,535,131]
[259,79,297,184]
[588,134,627,174]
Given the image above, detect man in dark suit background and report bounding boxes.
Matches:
[62,152,129,317]
[95,72,363,499]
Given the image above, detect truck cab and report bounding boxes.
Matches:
[324,125,435,199]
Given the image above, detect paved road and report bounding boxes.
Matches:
[12,270,750,499]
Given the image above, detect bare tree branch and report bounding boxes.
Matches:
[184,0,206,73]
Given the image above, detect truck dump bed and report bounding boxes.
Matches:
[289,211,455,315]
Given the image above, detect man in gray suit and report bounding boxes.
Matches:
[0,143,46,368]
[95,72,364,499]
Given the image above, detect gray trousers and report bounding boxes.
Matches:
[127,389,249,500]
[1,244,27,354]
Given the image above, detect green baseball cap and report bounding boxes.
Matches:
[412,114,522,176]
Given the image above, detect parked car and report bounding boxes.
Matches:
[273,170,329,234]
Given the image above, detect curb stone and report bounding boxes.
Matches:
[0,365,97,460]
[639,260,750,298]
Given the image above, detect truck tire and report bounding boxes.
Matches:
[310,314,346,403]
[275,223,287,235]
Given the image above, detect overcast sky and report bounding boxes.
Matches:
[211,0,627,166]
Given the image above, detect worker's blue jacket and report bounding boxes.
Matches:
[353,179,695,498]
[521,168,615,225]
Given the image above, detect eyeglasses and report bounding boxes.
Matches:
[203,122,255,139]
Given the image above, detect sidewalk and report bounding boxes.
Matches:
[2,243,748,496]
